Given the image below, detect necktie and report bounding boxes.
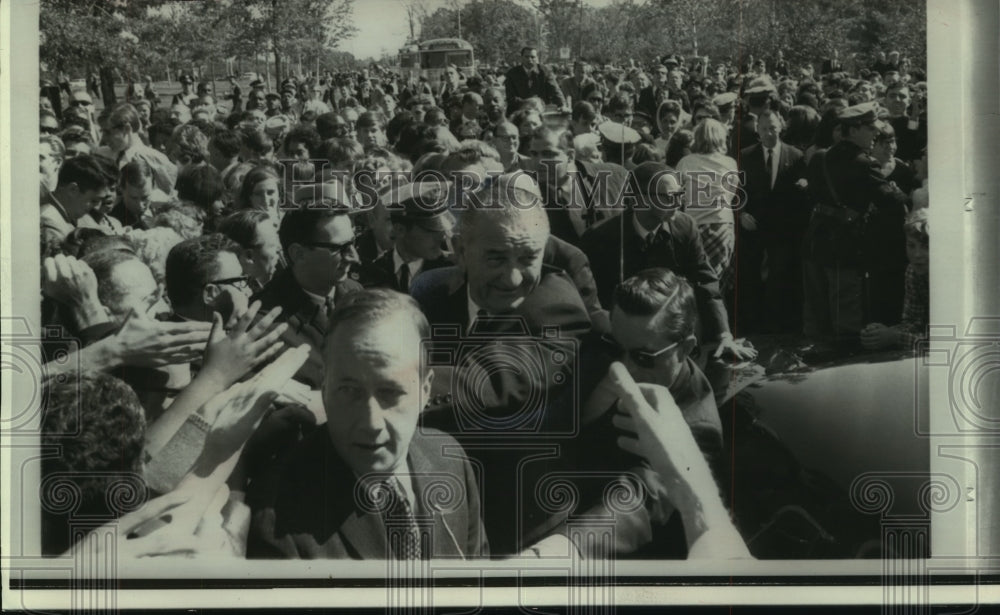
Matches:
[765,148,774,189]
[643,228,662,252]
[397,263,411,292]
[382,477,422,560]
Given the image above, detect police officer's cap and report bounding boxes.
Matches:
[713,92,738,108]
[837,102,879,126]
[598,121,641,145]
[387,181,456,233]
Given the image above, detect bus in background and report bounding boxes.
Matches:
[419,38,475,85]
[397,43,420,84]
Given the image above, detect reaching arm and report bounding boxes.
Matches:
[606,363,751,558]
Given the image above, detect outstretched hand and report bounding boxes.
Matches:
[111,308,214,367]
[200,301,288,390]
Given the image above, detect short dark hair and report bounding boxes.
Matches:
[315,112,345,140]
[572,101,597,123]
[210,129,241,159]
[119,159,154,189]
[41,372,147,554]
[612,268,697,343]
[57,154,112,193]
[217,209,273,249]
[240,127,274,158]
[284,124,322,157]
[278,205,351,256]
[520,46,537,56]
[165,233,242,307]
[355,111,385,130]
[176,164,224,212]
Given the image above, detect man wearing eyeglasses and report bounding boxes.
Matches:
[572,268,749,558]
[165,234,254,325]
[252,202,363,388]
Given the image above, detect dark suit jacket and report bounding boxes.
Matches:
[580,209,729,341]
[357,250,452,293]
[246,427,489,559]
[738,141,808,240]
[546,159,630,245]
[251,268,363,388]
[410,264,592,555]
[504,65,566,113]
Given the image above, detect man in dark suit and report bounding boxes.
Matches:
[736,110,808,334]
[637,63,673,120]
[528,127,629,244]
[821,50,842,75]
[252,203,363,388]
[410,177,594,556]
[247,289,489,559]
[357,181,455,293]
[580,162,756,362]
[504,46,566,114]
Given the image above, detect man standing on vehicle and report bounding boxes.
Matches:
[504,46,566,114]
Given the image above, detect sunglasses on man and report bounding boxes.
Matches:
[599,333,680,369]
[205,275,252,292]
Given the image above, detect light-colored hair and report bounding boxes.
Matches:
[573,133,602,163]
[125,226,185,288]
[691,118,729,154]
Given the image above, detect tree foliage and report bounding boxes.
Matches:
[40,0,359,89]
[414,0,925,70]
[419,0,540,65]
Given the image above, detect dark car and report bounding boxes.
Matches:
[717,348,930,558]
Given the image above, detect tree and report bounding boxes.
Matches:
[233,0,357,85]
[40,0,165,103]
[419,0,539,66]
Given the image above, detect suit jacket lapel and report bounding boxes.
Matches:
[408,439,466,558]
[322,443,389,559]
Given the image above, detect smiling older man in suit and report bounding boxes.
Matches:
[247,289,489,559]
[736,109,808,334]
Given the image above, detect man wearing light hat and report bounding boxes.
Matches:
[357,182,456,293]
[802,102,909,347]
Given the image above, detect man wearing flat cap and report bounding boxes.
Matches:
[252,199,363,388]
[802,102,909,347]
[358,182,456,293]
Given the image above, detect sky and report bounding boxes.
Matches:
[342,0,613,60]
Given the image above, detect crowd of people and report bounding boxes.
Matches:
[36,43,929,561]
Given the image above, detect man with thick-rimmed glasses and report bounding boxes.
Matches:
[252,201,363,388]
[165,234,255,325]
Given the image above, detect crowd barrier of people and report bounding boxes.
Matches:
[36,44,929,561]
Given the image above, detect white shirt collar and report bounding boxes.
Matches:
[392,249,423,278]
[632,212,666,241]
[303,285,336,307]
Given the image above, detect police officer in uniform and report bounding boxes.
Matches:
[801,102,909,348]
